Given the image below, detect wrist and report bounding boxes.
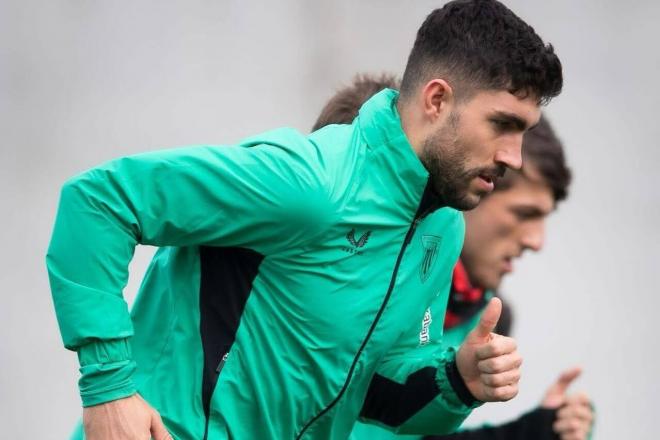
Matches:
[445,358,479,407]
[77,338,136,407]
[79,359,137,407]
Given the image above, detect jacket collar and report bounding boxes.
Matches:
[357,89,436,218]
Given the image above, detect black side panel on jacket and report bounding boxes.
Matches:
[360,367,440,427]
[198,246,264,422]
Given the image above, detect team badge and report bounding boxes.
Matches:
[419,235,442,283]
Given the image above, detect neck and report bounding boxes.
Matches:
[396,97,425,158]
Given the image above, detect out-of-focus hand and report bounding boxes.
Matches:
[83,394,172,440]
[456,298,523,402]
[542,367,594,440]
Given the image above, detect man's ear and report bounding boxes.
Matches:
[421,79,454,122]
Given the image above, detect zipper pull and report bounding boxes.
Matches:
[216,352,229,374]
[405,217,423,245]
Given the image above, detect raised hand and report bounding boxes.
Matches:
[83,394,172,440]
[456,298,522,402]
[542,367,594,440]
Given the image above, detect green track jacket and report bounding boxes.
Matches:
[47,90,477,439]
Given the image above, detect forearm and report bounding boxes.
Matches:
[47,169,142,405]
[360,348,481,435]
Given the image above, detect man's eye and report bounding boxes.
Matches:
[513,209,538,220]
[515,212,531,220]
[492,119,511,131]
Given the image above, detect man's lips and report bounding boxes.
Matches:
[473,165,505,193]
[476,174,495,192]
[502,257,513,273]
[503,253,523,274]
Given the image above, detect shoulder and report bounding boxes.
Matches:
[238,127,346,237]
[430,208,465,241]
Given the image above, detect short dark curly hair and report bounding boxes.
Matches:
[400,0,562,105]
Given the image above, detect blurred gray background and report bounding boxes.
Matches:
[1,1,658,439]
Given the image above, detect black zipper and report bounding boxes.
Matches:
[294,205,428,439]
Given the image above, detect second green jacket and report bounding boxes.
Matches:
[47,89,477,439]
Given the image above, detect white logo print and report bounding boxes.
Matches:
[419,308,432,345]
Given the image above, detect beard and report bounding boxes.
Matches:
[420,113,503,211]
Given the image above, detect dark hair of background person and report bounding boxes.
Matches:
[398,0,563,105]
[312,73,400,132]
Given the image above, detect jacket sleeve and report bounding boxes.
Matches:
[46,133,331,407]
[424,407,559,440]
[359,345,481,435]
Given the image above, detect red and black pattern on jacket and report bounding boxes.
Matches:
[443,260,488,330]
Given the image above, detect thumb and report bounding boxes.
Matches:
[150,411,172,440]
[472,298,502,340]
[542,366,582,408]
[551,366,582,395]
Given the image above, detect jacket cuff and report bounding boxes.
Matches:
[525,406,558,428]
[77,338,137,407]
[436,347,482,411]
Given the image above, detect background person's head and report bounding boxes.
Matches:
[460,116,571,290]
[398,0,563,211]
[312,73,399,131]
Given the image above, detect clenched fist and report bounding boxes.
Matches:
[456,298,522,402]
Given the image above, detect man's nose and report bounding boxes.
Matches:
[521,222,545,252]
[494,136,523,170]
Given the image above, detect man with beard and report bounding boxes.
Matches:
[316,75,593,440]
[47,1,562,439]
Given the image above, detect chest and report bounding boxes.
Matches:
[260,206,463,358]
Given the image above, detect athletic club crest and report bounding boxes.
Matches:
[419,235,442,283]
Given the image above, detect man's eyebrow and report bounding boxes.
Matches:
[512,204,552,217]
[492,111,534,131]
